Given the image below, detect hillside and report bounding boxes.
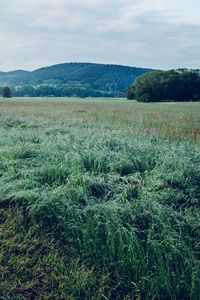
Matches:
[0,63,153,97]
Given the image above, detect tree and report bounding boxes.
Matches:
[127,69,200,102]
[3,86,12,98]
[126,87,135,99]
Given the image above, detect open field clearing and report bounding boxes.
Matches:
[0,98,200,299]
[0,98,200,141]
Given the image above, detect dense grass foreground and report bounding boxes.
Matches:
[0,98,200,299]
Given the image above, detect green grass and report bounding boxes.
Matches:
[0,98,200,299]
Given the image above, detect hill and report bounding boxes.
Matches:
[0,63,153,97]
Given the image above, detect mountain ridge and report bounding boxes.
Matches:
[0,62,152,73]
[0,62,154,97]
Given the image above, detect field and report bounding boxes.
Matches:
[0,97,200,299]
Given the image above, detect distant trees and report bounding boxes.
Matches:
[127,69,200,102]
[3,86,12,98]
[11,84,117,98]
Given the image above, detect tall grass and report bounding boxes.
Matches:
[0,98,199,299]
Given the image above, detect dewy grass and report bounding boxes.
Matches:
[0,98,199,299]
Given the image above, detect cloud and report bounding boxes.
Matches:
[0,0,199,70]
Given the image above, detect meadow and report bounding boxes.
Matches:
[0,97,199,299]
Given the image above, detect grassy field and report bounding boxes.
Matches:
[0,97,199,299]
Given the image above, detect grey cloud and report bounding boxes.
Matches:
[0,0,199,70]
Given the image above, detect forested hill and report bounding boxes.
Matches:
[0,63,153,97]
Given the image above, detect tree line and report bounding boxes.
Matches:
[0,84,121,98]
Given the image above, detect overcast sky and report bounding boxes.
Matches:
[0,0,199,71]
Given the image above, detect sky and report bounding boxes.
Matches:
[0,0,200,71]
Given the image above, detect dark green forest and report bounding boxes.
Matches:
[127,69,200,102]
[0,63,152,97]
